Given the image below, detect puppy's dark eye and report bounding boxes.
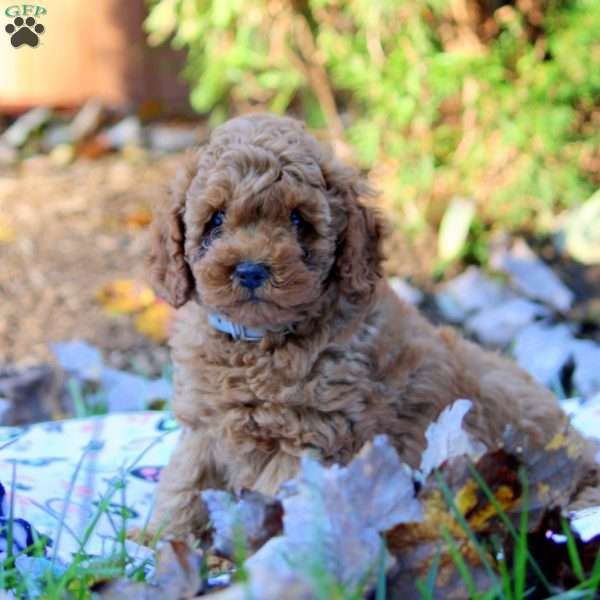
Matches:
[199,210,225,253]
[290,209,306,228]
[208,210,225,230]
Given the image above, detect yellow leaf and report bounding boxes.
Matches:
[134,301,173,343]
[455,478,478,515]
[465,484,515,531]
[545,431,568,451]
[125,208,153,230]
[96,279,156,315]
[0,218,16,243]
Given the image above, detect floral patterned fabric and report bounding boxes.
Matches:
[0,412,179,561]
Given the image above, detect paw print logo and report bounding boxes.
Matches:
[5,16,45,48]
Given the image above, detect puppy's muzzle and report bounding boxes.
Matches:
[233,262,270,289]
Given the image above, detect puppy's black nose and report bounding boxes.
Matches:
[233,262,270,289]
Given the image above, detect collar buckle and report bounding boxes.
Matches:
[208,313,265,342]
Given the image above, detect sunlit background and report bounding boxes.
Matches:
[0,0,598,423]
[1,4,600,595]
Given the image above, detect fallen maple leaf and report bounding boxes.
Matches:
[202,435,422,598]
[570,505,600,543]
[125,208,153,230]
[0,217,16,243]
[200,489,283,559]
[199,400,595,600]
[92,541,202,599]
[134,301,173,343]
[387,420,589,598]
[419,399,487,478]
[96,279,156,315]
[96,279,173,343]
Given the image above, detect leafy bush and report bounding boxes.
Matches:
[145,0,599,234]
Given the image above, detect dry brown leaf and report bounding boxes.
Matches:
[93,541,202,599]
[499,425,587,526]
[386,422,588,598]
[419,399,487,477]
[208,571,313,600]
[125,208,153,230]
[155,541,202,598]
[199,403,591,599]
[201,489,283,559]
[202,435,421,599]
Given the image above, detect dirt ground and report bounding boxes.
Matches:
[1,152,598,378]
[0,154,183,375]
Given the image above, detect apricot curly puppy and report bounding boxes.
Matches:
[148,113,598,540]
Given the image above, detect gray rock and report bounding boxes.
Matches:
[437,197,475,263]
[51,340,172,413]
[40,101,104,152]
[69,98,105,142]
[0,364,65,425]
[570,340,600,398]
[436,267,513,322]
[512,323,574,388]
[557,189,600,265]
[146,124,200,153]
[0,397,10,422]
[1,107,52,148]
[40,124,71,151]
[98,367,172,412]
[101,116,142,149]
[0,142,17,166]
[51,340,103,381]
[389,277,424,305]
[491,238,574,312]
[566,393,600,463]
[465,298,549,347]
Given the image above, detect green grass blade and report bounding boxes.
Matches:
[440,525,478,598]
[7,462,17,562]
[416,548,440,600]
[545,591,600,600]
[512,468,528,599]
[426,547,441,594]
[415,578,435,600]
[587,546,600,598]
[50,441,96,569]
[374,538,387,600]
[66,377,87,418]
[557,547,600,600]
[492,538,513,600]
[119,473,129,569]
[434,470,499,584]
[467,462,552,593]
[561,518,585,582]
[27,498,83,547]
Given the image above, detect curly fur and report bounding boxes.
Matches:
[147,113,599,539]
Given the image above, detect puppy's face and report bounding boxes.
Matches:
[183,159,335,328]
[149,114,383,333]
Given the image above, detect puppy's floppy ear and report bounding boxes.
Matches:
[148,154,196,308]
[323,159,386,306]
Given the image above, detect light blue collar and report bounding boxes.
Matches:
[207,313,268,342]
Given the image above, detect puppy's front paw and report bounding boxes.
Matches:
[127,517,196,546]
[126,526,156,547]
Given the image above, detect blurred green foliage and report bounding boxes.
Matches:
[145,0,599,235]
